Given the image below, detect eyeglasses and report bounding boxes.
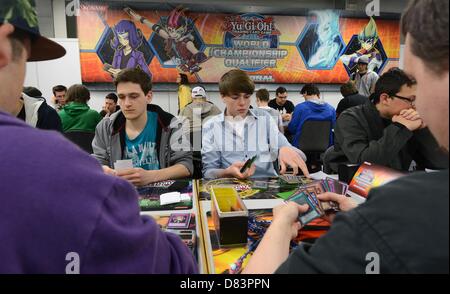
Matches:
[392,94,416,106]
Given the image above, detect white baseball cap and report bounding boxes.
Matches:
[357,55,370,64]
[191,86,206,98]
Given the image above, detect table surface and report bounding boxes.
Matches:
[138,172,366,274]
[196,171,367,273]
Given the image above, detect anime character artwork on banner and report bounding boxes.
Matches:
[125,7,210,74]
[340,17,387,76]
[78,3,400,84]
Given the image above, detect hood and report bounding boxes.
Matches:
[109,104,175,135]
[305,100,328,112]
[63,102,90,116]
[22,93,45,127]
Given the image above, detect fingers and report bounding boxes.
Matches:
[119,172,140,181]
[296,203,310,214]
[317,192,344,203]
[292,164,299,176]
[116,168,137,177]
[400,109,420,121]
[244,164,256,178]
[233,161,245,168]
[279,160,287,175]
[102,165,117,176]
[282,154,310,177]
[296,157,310,177]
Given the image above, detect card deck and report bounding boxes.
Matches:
[167,213,191,229]
[252,181,268,189]
[282,177,350,219]
[287,191,324,226]
[280,175,311,185]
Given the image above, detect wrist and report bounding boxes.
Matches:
[392,121,410,131]
[270,219,296,239]
[220,166,233,178]
[143,170,157,184]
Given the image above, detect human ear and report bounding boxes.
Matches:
[0,24,14,69]
[146,91,153,103]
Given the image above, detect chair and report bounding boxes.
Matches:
[191,130,203,179]
[297,120,332,172]
[64,131,95,154]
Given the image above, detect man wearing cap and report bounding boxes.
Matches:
[0,0,197,274]
[179,86,221,178]
[351,55,379,97]
[180,86,221,135]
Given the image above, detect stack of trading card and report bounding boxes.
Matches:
[167,213,192,229]
[279,175,313,185]
[286,177,348,226]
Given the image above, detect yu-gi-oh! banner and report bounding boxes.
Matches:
[78,3,400,84]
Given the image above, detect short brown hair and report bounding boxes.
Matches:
[340,81,359,97]
[114,68,152,95]
[255,88,270,102]
[65,84,90,104]
[401,0,449,74]
[219,69,255,96]
[52,85,67,95]
[8,29,29,61]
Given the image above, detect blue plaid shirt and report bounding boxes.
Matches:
[202,108,306,178]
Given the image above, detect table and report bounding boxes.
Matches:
[139,180,208,274]
[196,171,362,273]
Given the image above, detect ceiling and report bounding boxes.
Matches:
[84,0,408,19]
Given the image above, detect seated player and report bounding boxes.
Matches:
[255,88,284,133]
[0,1,197,274]
[13,86,62,132]
[243,0,449,273]
[99,92,120,118]
[202,69,309,179]
[288,84,336,148]
[92,68,193,186]
[325,67,448,173]
[58,84,102,133]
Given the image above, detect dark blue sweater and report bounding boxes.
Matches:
[288,100,336,148]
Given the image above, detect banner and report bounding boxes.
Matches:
[78,4,400,84]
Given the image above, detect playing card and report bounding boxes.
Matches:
[114,159,133,171]
[288,191,323,226]
[167,213,191,229]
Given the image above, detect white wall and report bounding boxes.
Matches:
[24,38,82,105]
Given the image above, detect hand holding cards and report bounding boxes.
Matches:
[286,178,349,226]
[240,155,258,174]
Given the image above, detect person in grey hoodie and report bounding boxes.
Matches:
[179,86,221,135]
[92,68,193,186]
[179,86,221,178]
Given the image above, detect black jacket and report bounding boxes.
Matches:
[276,170,449,273]
[18,95,62,132]
[324,102,448,173]
[336,93,368,117]
[99,105,121,118]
